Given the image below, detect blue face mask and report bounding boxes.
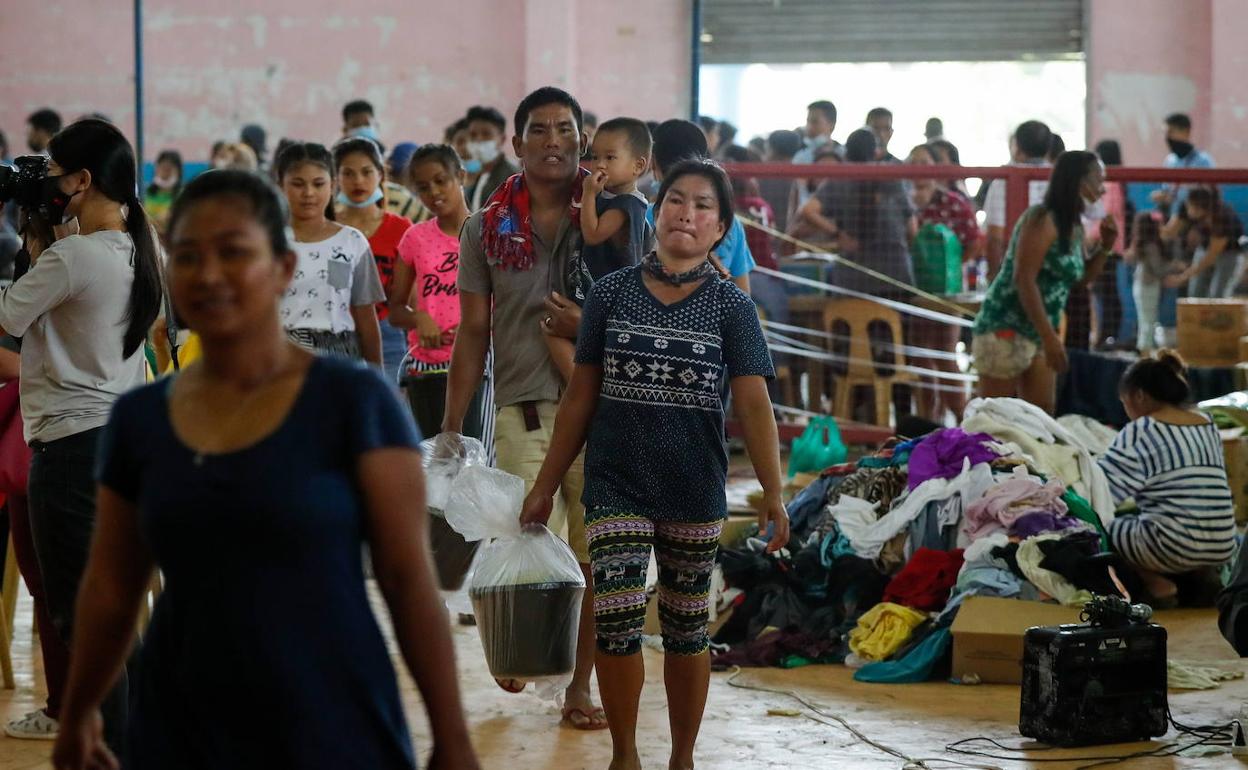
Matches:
[336,188,384,209]
[463,157,482,174]
[349,125,381,143]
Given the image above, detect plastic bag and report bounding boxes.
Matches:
[421,433,486,590]
[787,415,848,477]
[444,464,586,698]
[421,433,487,515]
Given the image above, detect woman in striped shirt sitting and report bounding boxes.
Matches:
[1098,350,1236,602]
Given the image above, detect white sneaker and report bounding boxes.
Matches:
[5,709,58,740]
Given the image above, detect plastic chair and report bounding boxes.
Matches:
[822,299,916,426]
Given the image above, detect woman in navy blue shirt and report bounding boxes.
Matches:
[520,159,789,770]
[52,170,478,770]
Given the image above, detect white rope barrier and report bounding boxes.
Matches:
[767,341,979,384]
[740,215,976,320]
[762,318,966,363]
[753,266,975,328]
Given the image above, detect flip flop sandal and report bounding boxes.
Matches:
[561,706,609,731]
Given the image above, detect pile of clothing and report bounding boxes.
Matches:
[712,398,1142,684]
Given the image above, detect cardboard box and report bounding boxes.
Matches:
[950,596,1083,684]
[1177,299,1248,366]
[1223,430,1248,523]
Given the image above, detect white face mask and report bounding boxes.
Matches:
[469,140,501,165]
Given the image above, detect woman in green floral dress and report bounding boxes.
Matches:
[972,151,1118,413]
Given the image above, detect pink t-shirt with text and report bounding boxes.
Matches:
[396,219,461,365]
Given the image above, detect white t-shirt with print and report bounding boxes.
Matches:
[281,225,385,334]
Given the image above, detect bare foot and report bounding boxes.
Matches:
[1140,569,1178,600]
[494,678,525,693]
[668,760,694,770]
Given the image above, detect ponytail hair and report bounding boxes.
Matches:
[47,119,161,357]
[1119,348,1191,406]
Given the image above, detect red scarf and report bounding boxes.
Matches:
[480,169,589,272]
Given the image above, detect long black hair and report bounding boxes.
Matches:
[1043,150,1100,253]
[654,157,734,250]
[1094,139,1122,167]
[166,169,292,257]
[47,119,161,357]
[274,141,335,220]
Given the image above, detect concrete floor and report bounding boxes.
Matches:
[1,584,1246,769]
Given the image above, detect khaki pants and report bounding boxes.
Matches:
[494,401,589,563]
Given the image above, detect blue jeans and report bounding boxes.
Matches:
[1115,260,1137,343]
[379,317,408,386]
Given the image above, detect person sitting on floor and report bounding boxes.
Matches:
[1097,350,1236,602]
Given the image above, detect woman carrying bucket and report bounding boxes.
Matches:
[520,158,790,770]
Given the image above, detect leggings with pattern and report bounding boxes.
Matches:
[586,508,723,656]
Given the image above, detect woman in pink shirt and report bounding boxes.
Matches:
[390,145,491,442]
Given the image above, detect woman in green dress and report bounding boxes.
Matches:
[972,151,1118,413]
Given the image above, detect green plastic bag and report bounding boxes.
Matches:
[787,416,848,477]
[911,223,963,295]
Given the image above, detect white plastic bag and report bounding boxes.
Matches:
[444,464,586,698]
[421,433,487,516]
[421,433,486,591]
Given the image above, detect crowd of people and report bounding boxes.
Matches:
[0,88,1240,770]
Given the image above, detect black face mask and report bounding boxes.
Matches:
[38,175,76,224]
[1167,138,1194,159]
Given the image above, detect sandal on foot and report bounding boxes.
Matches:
[561,706,609,731]
[5,709,58,740]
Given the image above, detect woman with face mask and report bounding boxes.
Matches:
[143,149,183,234]
[333,138,412,383]
[0,118,163,753]
[972,151,1119,413]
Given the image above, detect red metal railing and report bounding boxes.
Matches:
[722,163,1248,234]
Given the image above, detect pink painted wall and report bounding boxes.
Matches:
[574,0,691,123]
[1209,0,1248,163]
[1088,0,1248,167]
[0,0,690,163]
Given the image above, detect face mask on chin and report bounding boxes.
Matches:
[335,188,384,209]
[462,157,482,174]
[1167,138,1194,159]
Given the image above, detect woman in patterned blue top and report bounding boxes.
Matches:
[1099,350,1236,602]
[520,159,789,770]
[52,171,478,770]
